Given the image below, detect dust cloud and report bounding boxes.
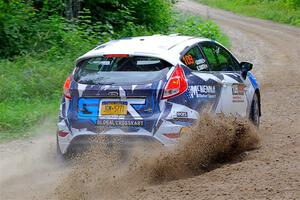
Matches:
[53,115,260,200]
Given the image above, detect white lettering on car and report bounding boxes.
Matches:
[188,85,216,99]
[195,59,206,65]
[196,64,208,71]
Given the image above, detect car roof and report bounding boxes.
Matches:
[76,35,212,65]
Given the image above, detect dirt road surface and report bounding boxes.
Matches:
[1,0,300,199]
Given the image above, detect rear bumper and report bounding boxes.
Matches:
[61,134,165,155]
[57,120,182,155]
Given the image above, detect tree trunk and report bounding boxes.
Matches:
[65,0,73,20]
[65,0,81,20]
[73,0,81,18]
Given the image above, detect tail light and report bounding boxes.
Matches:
[162,65,188,99]
[57,130,69,137]
[63,76,72,99]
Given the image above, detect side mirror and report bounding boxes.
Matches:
[240,62,253,79]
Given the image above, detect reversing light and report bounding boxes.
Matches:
[63,76,72,99]
[162,65,188,99]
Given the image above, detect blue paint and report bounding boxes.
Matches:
[78,98,100,124]
[248,72,259,89]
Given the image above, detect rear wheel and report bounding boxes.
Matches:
[250,93,260,127]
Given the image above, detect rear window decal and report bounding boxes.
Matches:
[183,54,195,65]
[197,64,208,71]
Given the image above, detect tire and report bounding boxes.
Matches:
[250,93,260,127]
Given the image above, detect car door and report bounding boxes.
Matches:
[199,42,249,117]
[179,45,223,115]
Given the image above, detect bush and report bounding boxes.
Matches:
[0,0,174,59]
[173,14,219,39]
[81,0,173,33]
[170,13,230,47]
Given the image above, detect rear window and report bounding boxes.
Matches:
[74,56,172,85]
[77,56,171,72]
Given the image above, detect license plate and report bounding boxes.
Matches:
[101,101,128,115]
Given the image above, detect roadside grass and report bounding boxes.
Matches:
[0,12,230,141]
[0,49,90,141]
[0,99,59,141]
[197,0,300,27]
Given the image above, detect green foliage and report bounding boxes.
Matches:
[0,38,95,136]
[81,0,173,33]
[0,1,33,57]
[32,0,64,15]
[0,99,58,140]
[198,0,300,26]
[0,52,79,103]
[0,0,173,59]
[171,13,229,47]
[0,1,98,58]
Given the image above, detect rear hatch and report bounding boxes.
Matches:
[69,55,172,133]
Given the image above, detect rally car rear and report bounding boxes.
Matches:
[57,54,198,155]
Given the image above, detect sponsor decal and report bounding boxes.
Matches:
[194,59,208,71]
[232,95,244,102]
[232,83,245,102]
[176,111,188,118]
[97,119,144,127]
[195,58,205,65]
[183,54,195,65]
[188,85,216,99]
[196,64,208,71]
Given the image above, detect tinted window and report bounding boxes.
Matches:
[77,56,171,72]
[201,43,240,71]
[182,46,208,71]
[74,56,172,85]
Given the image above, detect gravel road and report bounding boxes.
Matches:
[1,0,299,199]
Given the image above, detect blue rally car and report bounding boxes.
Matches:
[57,35,261,156]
